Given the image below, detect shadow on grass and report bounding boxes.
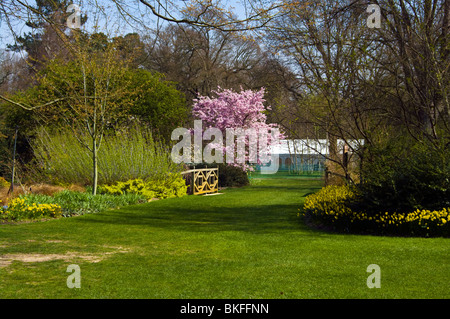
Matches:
[88,204,301,233]
[75,180,325,235]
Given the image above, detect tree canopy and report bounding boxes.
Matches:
[0,0,448,206]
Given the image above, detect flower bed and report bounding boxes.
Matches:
[300,185,450,237]
[1,198,62,221]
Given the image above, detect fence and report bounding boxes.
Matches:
[181,168,219,195]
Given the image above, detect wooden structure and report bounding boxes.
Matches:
[181,168,219,195]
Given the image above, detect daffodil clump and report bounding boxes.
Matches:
[0,198,62,221]
[301,185,450,237]
[303,185,358,216]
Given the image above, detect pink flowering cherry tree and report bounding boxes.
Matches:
[192,86,284,172]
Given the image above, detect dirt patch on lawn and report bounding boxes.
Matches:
[0,247,130,268]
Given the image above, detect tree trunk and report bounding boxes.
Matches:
[92,138,98,196]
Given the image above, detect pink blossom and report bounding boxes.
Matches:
[192,87,285,171]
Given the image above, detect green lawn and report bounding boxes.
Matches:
[0,178,448,299]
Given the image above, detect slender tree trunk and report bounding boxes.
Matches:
[8,126,18,195]
[92,137,98,195]
[343,143,349,182]
[326,130,339,185]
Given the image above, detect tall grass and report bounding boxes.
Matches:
[30,126,183,186]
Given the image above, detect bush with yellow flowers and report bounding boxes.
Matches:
[99,175,187,200]
[301,185,450,237]
[1,197,62,221]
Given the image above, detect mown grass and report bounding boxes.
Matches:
[0,178,448,299]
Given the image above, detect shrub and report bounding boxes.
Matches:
[359,135,450,214]
[218,164,250,187]
[100,179,156,199]
[99,175,187,200]
[149,174,188,199]
[301,185,450,237]
[1,197,62,221]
